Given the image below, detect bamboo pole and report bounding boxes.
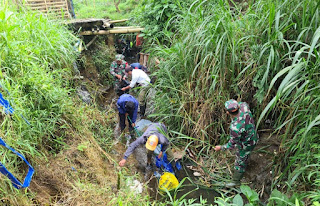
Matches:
[24,2,65,6]
[80,28,144,35]
[44,0,48,12]
[64,0,70,18]
[108,19,128,24]
[112,26,140,29]
[85,36,98,49]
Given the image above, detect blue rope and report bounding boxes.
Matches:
[0,84,30,125]
[0,137,34,189]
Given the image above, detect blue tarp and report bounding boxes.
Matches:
[154,145,181,174]
[0,137,34,189]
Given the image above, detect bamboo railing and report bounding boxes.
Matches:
[13,0,71,19]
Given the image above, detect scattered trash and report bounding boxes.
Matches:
[125,135,131,147]
[127,179,143,194]
[193,172,202,177]
[154,171,161,179]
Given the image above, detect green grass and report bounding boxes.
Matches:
[73,0,139,20]
[141,0,320,202]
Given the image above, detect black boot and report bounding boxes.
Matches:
[226,171,244,188]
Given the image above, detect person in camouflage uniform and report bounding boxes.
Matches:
[214,99,259,187]
[110,54,128,95]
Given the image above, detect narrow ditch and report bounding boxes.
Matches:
[75,36,279,204]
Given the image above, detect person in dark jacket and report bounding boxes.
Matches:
[117,94,139,137]
[119,123,175,170]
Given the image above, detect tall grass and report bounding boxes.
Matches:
[144,0,320,202]
[0,4,79,201]
[73,0,139,19]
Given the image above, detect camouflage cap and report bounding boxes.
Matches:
[225,99,239,112]
[115,54,123,61]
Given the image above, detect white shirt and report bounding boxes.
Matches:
[129,69,150,88]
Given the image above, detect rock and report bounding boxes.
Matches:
[77,86,92,104]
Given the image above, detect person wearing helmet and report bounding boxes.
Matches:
[214,99,259,187]
[118,123,175,171]
[110,54,128,96]
[117,94,139,137]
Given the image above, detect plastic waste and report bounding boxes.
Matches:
[154,145,181,174]
[135,119,152,133]
[175,160,182,171]
[159,172,179,191]
[154,171,161,179]
[127,179,143,194]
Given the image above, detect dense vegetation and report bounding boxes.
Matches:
[73,0,139,19]
[1,0,320,205]
[0,4,124,205]
[136,0,320,204]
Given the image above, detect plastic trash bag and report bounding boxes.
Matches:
[159,172,179,191]
[154,145,181,174]
[135,119,152,133]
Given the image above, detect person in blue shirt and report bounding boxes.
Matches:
[130,63,148,73]
[117,94,139,137]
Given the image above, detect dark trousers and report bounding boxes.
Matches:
[119,113,134,133]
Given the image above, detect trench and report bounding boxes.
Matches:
[76,35,278,204]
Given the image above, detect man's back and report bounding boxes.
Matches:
[130,69,150,87]
[230,102,258,149]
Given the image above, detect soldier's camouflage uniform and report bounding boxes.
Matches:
[109,59,128,95]
[222,102,259,173]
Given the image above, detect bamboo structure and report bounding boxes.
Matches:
[13,0,71,19]
[80,27,144,35]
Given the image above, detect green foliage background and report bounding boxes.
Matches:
[1,0,320,205]
[136,0,320,203]
[73,0,139,19]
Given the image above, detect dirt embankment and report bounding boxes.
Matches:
[28,48,137,205]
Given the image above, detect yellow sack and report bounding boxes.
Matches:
[159,172,179,191]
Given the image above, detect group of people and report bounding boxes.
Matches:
[110,54,259,188]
